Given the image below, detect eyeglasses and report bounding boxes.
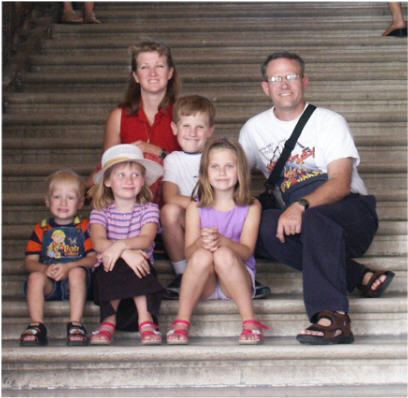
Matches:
[266,73,302,84]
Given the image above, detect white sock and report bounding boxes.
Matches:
[172,259,187,275]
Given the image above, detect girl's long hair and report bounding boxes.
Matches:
[119,40,179,115]
[91,161,153,210]
[193,138,253,207]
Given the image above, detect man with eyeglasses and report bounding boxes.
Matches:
[239,51,394,345]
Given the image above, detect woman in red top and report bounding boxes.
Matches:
[88,41,181,203]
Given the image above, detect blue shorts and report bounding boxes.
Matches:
[23,266,92,301]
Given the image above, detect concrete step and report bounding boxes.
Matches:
[3,123,406,139]
[4,82,408,104]
[3,255,406,277]
[19,62,408,80]
[3,144,407,165]
[3,201,406,227]
[2,384,407,398]
[3,108,406,128]
[2,336,406,389]
[2,235,407,262]
[28,48,407,67]
[2,295,407,338]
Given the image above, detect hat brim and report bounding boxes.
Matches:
[93,158,163,187]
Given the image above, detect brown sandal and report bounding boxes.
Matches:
[358,269,395,298]
[296,310,354,345]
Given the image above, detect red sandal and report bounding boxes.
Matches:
[166,319,190,345]
[139,321,162,345]
[90,321,115,345]
[239,320,269,345]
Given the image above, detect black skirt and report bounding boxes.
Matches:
[92,258,164,331]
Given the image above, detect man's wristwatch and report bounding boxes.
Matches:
[296,198,310,210]
[159,149,168,159]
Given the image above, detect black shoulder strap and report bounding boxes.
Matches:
[265,104,316,189]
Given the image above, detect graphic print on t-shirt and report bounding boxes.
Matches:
[264,140,325,193]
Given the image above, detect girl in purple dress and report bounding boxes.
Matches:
[166,138,269,345]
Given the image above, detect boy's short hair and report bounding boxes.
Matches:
[173,95,216,126]
[45,169,86,198]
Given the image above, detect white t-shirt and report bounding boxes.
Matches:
[162,151,201,196]
[239,104,367,195]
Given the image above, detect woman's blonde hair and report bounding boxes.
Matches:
[91,161,153,210]
[120,40,179,115]
[193,138,253,207]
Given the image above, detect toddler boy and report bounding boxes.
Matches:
[19,169,96,346]
[161,95,270,299]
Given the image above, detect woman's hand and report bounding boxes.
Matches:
[132,140,161,156]
[121,249,151,279]
[101,241,126,272]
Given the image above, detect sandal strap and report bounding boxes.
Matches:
[310,311,352,338]
[358,269,391,296]
[242,319,269,330]
[67,322,87,336]
[21,322,46,337]
[139,321,159,330]
[171,319,190,328]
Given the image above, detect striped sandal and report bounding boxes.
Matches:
[238,320,269,345]
[90,321,115,345]
[166,319,190,345]
[139,321,162,345]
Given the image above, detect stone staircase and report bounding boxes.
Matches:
[2,2,407,396]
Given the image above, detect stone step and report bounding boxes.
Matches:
[41,35,407,51]
[2,336,406,389]
[3,268,406,301]
[3,108,406,128]
[3,255,405,277]
[3,145,406,165]
[3,123,406,139]
[4,82,408,104]
[3,221,407,243]
[20,62,408,79]
[2,295,407,338]
[29,48,407,67]
[2,385,407,398]
[3,235,406,261]
[3,201,406,227]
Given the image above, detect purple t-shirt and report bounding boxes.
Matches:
[198,204,256,272]
[90,202,159,266]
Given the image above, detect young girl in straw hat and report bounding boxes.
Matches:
[89,144,164,345]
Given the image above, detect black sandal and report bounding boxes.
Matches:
[20,322,48,346]
[66,322,88,346]
[296,310,354,345]
[358,269,395,298]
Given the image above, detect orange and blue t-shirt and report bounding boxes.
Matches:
[25,216,93,265]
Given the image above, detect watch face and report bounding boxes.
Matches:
[298,198,309,209]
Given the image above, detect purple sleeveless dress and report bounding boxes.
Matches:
[197,204,256,273]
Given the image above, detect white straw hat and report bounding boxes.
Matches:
[93,144,163,186]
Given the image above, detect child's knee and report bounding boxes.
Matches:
[27,271,48,287]
[189,249,214,271]
[160,203,184,225]
[213,246,236,267]
[68,267,87,283]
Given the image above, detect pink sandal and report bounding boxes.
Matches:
[166,319,190,345]
[239,320,269,345]
[90,321,115,345]
[139,321,162,345]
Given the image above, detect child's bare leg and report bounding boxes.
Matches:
[171,249,216,331]
[383,2,406,35]
[91,299,119,343]
[68,267,87,322]
[160,204,186,263]
[214,247,259,342]
[134,295,161,343]
[26,272,54,323]
[83,2,101,23]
